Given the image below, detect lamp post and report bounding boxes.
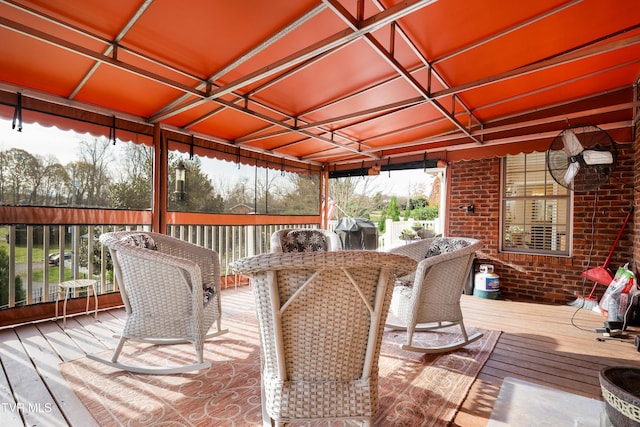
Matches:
[174,160,186,202]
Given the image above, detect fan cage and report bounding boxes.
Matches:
[546,124,616,193]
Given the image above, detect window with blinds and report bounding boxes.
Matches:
[502,152,570,255]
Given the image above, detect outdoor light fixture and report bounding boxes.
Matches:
[459,204,474,213]
[174,160,186,202]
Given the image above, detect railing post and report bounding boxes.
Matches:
[57,225,65,284]
[248,225,255,257]
[72,224,80,280]
[43,225,51,302]
[8,225,16,308]
[26,226,33,305]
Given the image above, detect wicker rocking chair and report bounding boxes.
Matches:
[89,231,228,374]
[385,237,483,353]
[233,250,416,426]
[270,228,342,253]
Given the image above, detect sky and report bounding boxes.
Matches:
[0,117,81,165]
[0,118,437,197]
[352,168,437,198]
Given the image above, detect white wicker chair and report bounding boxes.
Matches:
[233,250,416,426]
[385,237,483,353]
[270,228,342,253]
[89,231,228,374]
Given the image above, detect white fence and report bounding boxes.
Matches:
[378,219,439,250]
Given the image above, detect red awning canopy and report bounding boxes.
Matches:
[0,0,638,167]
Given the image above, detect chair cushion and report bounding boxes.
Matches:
[121,233,158,250]
[282,230,328,252]
[425,237,468,258]
[395,238,471,289]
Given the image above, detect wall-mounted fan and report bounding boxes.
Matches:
[546,124,617,192]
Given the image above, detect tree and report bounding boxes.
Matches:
[0,148,39,204]
[167,156,224,213]
[410,204,439,221]
[387,196,401,221]
[109,143,153,209]
[329,176,386,219]
[78,225,113,274]
[223,176,253,212]
[402,196,439,221]
[0,246,26,308]
[377,211,387,232]
[38,159,69,206]
[74,137,114,206]
[271,173,319,215]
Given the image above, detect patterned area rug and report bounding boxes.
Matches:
[61,313,499,426]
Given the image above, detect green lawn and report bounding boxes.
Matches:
[0,226,74,282]
[0,228,62,264]
[31,267,75,283]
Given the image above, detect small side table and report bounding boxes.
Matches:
[55,279,99,328]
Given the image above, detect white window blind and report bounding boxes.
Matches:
[502,152,570,255]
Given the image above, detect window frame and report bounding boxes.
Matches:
[500,152,572,256]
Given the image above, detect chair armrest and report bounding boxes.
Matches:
[388,239,435,262]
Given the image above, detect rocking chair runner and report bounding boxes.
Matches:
[90,231,228,374]
[386,237,483,353]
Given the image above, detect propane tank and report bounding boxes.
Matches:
[473,264,500,299]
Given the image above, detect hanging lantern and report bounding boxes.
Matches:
[174,160,186,202]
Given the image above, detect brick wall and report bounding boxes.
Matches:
[635,119,640,279]
[447,143,636,304]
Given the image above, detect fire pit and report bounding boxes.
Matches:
[599,366,640,427]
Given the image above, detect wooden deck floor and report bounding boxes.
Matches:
[1,285,639,426]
